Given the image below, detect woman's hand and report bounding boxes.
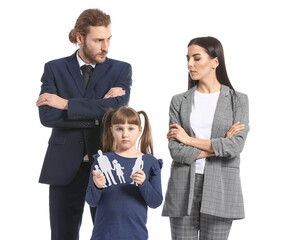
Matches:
[167,123,191,145]
[92,170,107,189]
[197,150,215,159]
[131,170,146,185]
[226,122,245,138]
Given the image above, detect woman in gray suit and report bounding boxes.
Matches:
[162,36,249,240]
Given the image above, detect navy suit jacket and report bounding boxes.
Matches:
[38,52,132,186]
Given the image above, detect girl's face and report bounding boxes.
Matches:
[187,44,218,82]
[111,122,142,152]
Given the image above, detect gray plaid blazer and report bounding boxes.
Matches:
[162,85,249,219]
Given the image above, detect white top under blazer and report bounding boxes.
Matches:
[190,90,220,174]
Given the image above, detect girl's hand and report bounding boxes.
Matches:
[131,170,146,185]
[92,170,106,189]
[226,122,245,138]
[167,123,191,145]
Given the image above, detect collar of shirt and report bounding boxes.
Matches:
[76,50,96,69]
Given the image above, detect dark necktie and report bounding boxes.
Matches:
[81,65,94,87]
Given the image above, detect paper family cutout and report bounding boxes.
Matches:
[95,150,144,187]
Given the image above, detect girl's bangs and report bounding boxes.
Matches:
[111,108,140,126]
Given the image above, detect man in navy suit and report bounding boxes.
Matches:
[36,8,132,240]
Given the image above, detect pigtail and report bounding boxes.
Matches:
[138,111,154,155]
[102,108,116,152]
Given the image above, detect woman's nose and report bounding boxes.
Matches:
[188,58,194,67]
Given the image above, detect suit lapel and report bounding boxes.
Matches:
[182,86,197,137]
[66,52,85,96]
[211,85,230,138]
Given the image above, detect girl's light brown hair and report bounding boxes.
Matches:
[102,107,154,155]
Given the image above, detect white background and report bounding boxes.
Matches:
[1,0,288,239]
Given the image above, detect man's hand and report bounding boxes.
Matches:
[36,93,68,110]
[103,87,125,99]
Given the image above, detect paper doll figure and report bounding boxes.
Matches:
[97,150,117,186]
[130,155,144,186]
[94,164,107,188]
[112,159,126,184]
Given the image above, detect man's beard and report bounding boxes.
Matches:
[82,41,107,64]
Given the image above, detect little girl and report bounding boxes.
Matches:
[85,106,163,240]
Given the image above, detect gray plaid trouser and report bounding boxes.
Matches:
[170,174,233,240]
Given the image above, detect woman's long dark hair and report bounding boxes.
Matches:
[187,36,234,90]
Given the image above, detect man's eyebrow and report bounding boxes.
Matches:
[93,35,112,40]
